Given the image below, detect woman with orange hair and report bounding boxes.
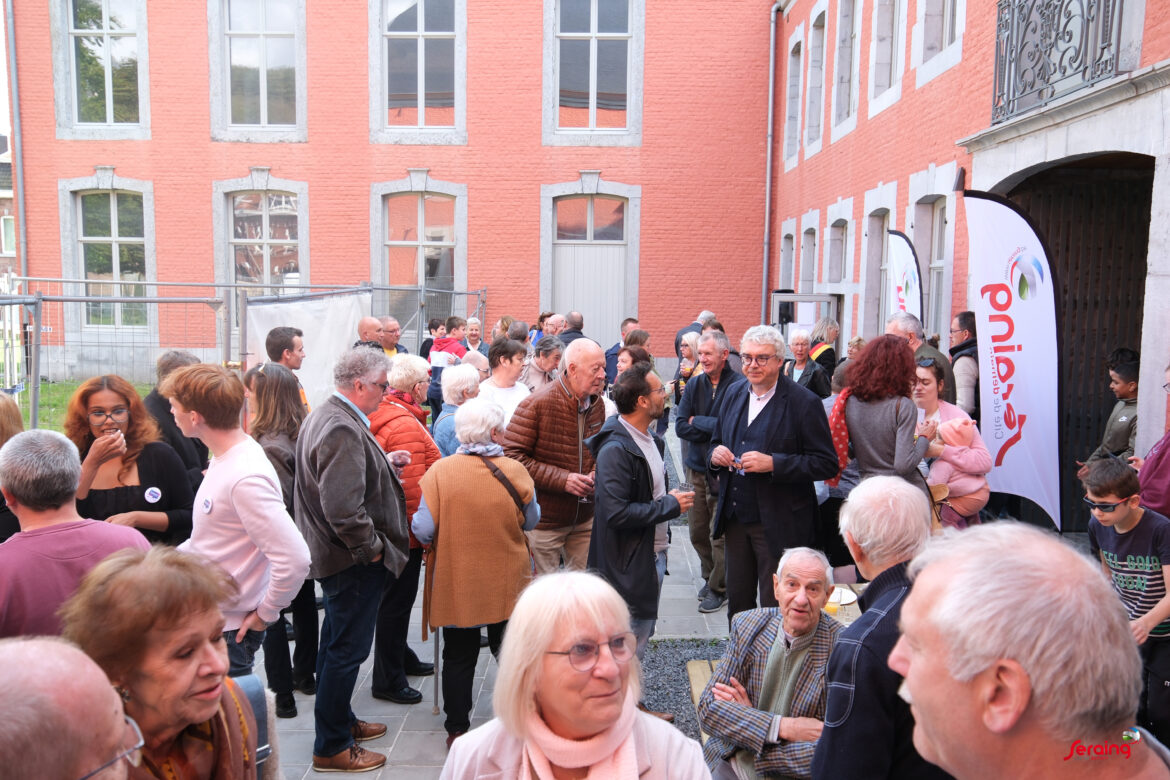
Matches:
[65,374,194,544]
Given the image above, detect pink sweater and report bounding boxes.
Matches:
[181,437,311,629]
[927,402,992,498]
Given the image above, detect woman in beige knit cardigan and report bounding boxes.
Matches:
[413,397,541,748]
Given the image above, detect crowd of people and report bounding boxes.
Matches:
[1,305,1169,780]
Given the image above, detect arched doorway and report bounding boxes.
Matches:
[999,152,1153,531]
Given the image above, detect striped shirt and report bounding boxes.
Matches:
[1090,507,1170,639]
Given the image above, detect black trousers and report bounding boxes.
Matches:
[261,578,319,693]
[723,517,779,624]
[442,621,506,735]
[372,547,424,694]
[1141,639,1170,744]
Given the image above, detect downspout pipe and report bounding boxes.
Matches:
[762,2,782,325]
[5,0,27,276]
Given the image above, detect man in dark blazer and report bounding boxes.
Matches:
[698,547,843,778]
[710,325,837,621]
[294,347,409,773]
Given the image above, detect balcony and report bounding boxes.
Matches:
[992,0,1124,124]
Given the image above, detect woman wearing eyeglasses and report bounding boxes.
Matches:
[65,375,194,544]
[61,545,265,779]
[441,570,708,779]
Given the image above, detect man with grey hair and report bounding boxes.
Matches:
[710,325,837,620]
[462,316,488,358]
[0,637,141,780]
[888,522,1170,779]
[885,311,955,404]
[379,315,408,358]
[294,347,409,772]
[543,313,567,338]
[0,430,149,638]
[143,349,208,489]
[677,329,745,613]
[811,476,947,780]
[699,547,843,778]
[504,338,607,573]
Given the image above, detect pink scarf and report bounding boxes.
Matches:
[521,694,638,779]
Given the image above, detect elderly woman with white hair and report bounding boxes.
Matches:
[433,363,482,457]
[782,328,831,399]
[415,398,540,748]
[441,570,708,778]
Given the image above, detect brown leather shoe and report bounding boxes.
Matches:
[312,743,387,773]
[637,702,675,723]
[351,719,388,743]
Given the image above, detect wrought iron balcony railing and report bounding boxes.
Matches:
[992,0,1124,124]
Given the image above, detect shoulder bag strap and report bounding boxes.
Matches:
[475,454,526,516]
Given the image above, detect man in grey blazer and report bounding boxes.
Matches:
[294,348,410,773]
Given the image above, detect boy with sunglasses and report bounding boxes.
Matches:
[1085,457,1170,742]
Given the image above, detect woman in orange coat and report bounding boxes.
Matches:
[369,353,442,704]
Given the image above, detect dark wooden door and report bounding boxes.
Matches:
[1006,154,1152,531]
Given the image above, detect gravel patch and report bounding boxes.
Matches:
[640,636,728,741]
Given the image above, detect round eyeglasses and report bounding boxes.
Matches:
[77,713,144,780]
[546,632,637,672]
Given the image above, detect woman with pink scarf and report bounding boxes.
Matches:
[441,571,708,779]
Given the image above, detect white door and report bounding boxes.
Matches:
[551,195,628,343]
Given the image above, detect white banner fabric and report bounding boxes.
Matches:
[965,193,1061,527]
[245,291,372,411]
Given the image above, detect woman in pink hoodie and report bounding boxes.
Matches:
[913,359,991,520]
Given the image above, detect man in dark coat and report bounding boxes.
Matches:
[143,350,208,491]
[710,325,837,622]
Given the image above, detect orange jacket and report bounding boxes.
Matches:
[369,392,441,547]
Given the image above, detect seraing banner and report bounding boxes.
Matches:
[886,230,922,320]
[964,191,1061,527]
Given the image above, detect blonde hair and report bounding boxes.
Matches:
[493,572,640,738]
[0,393,24,447]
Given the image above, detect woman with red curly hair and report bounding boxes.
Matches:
[829,334,937,499]
[65,374,194,544]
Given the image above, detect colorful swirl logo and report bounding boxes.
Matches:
[1008,256,1046,300]
[1121,727,1142,744]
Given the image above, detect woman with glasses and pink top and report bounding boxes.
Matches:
[441,571,708,778]
[65,374,194,544]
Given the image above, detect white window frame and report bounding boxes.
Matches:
[867,0,906,119]
[0,216,14,256]
[799,208,820,291]
[862,179,897,336]
[208,0,308,142]
[907,161,956,338]
[369,0,467,145]
[369,170,467,290]
[779,222,797,290]
[213,168,310,295]
[542,0,644,147]
[784,24,805,171]
[911,0,965,89]
[58,167,156,335]
[50,0,151,140]
[540,171,640,311]
[830,0,862,143]
[804,6,828,159]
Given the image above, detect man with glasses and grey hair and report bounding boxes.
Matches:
[888,521,1170,779]
[811,476,948,780]
[709,325,837,621]
[885,311,956,405]
[294,347,409,773]
[698,547,843,779]
[0,636,144,780]
[0,429,149,638]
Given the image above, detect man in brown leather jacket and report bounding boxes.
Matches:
[504,338,607,573]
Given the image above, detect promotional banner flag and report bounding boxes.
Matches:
[964,191,1061,527]
[886,230,922,320]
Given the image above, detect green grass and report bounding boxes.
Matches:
[18,379,154,434]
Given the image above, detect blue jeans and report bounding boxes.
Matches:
[314,563,389,757]
[224,628,265,676]
[632,550,668,661]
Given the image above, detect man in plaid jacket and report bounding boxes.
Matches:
[698,547,843,778]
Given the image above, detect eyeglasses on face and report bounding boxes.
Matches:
[546,632,636,672]
[77,713,144,780]
[88,408,130,424]
[1082,495,1135,513]
[741,353,778,366]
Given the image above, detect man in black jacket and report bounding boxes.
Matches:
[143,350,208,491]
[587,363,694,667]
[676,330,745,613]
